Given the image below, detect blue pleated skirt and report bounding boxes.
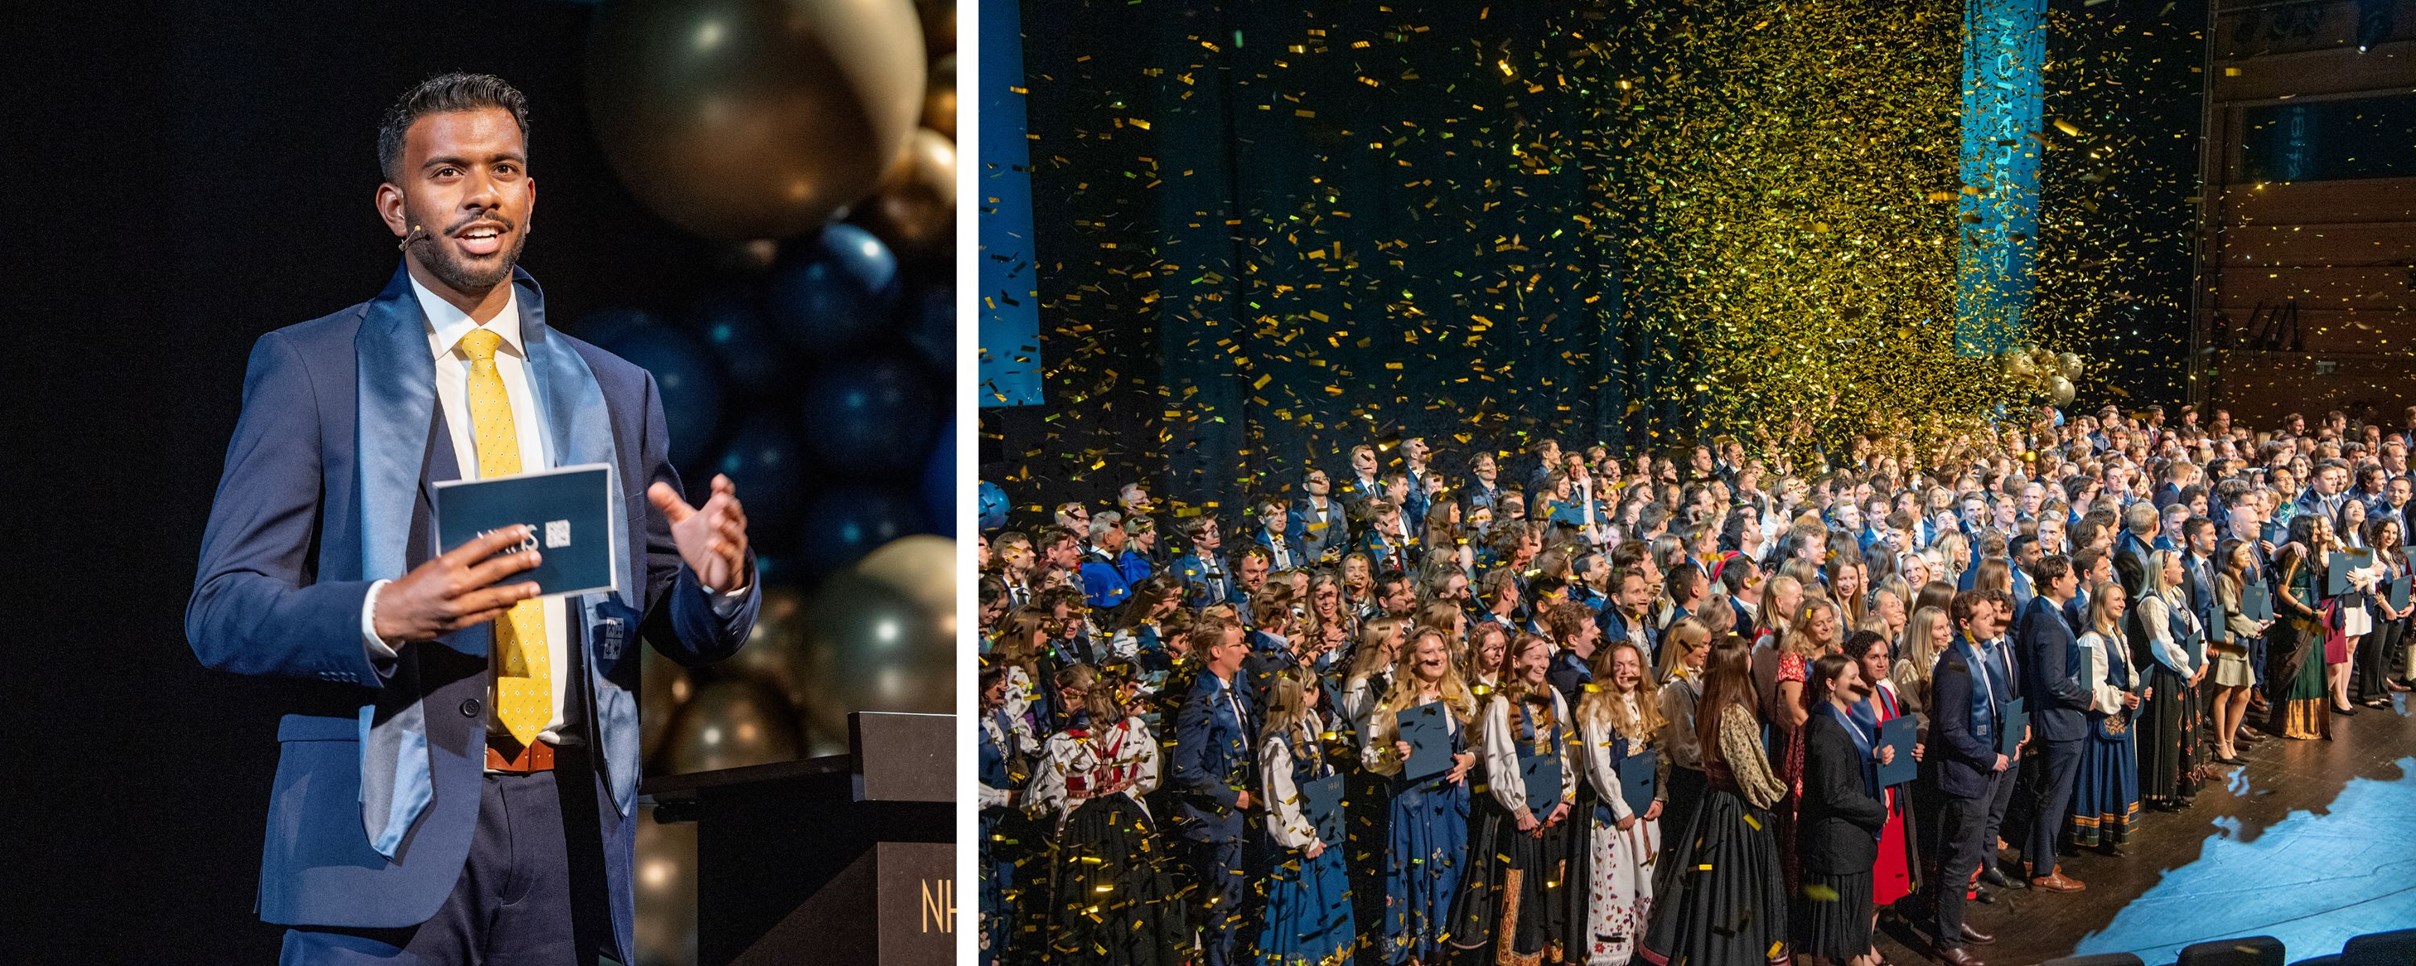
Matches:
[1381,774,1472,964]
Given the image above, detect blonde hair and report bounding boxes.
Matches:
[1348,616,1406,683]
[1656,615,1712,683]
[1580,639,1669,744]
[1373,627,1478,729]
[1784,594,1844,659]
[1897,606,1950,693]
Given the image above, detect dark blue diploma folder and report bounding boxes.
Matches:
[1397,704,1453,782]
[1301,771,1345,845]
[1617,748,1659,818]
[1877,715,1917,787]
[435,463,618,598]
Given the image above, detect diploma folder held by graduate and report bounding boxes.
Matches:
[1397,704,1454,782]
[434,463,619,598]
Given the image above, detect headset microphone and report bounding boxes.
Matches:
[397,224,426,251]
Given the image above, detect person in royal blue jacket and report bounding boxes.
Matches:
[1928,591,2012,966]
[1172,610,1260,966]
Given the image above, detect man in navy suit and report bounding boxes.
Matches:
[186,74,758,966]
[1172,611,1258,966]
[1174,517,1234,609]
[2016,557,2090,892]
[1296,468,1350,565]
[1930,591,2013,965]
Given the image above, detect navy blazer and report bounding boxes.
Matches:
[2018,595,2092,743]
[1171,671,1257,843]
[1928,647,2000,800]
[1174,551,1233,608]
[185,265,756,955]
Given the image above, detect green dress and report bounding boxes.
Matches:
[2272,553,2332,740]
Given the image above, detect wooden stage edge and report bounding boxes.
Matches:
[1876,690,2416,965]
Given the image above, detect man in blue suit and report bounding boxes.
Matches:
[1930,591,2012,965]
[1172,611,1258,966]
[186,75,759,966]
[2016,557,2090,893]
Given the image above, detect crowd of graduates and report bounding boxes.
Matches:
[976,403,2416,966]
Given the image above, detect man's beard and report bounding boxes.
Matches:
[409,225,524,294]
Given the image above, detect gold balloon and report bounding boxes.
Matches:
[728,585,811,709]
[586,0,929,241]
[2005,351,2038,379]
[917,0,954,57]
[851,129,956,262]
[2056,350,2084,379]
[791,535,957,747]
[634,805,698,966]
[640,644,694,770]
[665,678,802,774]
[2049,375,2077,407]
[923,55,956,140]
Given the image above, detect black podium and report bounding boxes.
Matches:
[645,711,955,965]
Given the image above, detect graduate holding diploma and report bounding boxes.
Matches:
[1363,626,1476,965]
[1451,632,1578,964]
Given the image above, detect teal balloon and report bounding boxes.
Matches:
[712,413,806,552]
[594,323,725,469]
[798,351,939,477]
[977,480,1008,531]
[770,224,900,352]
[688,288,789,396]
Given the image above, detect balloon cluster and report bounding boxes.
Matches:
[1999,344,2087,408]
[583,2,960,962]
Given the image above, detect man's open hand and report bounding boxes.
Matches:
[373,526,545,643]
[650,474,751,593]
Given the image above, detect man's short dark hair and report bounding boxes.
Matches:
[378,72,530,183]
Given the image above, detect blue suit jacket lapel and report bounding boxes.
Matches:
[517,268,643,814]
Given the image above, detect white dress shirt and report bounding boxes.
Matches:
[362,275,572,740]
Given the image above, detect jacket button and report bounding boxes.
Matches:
[461,698,482,718]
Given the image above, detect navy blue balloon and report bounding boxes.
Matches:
[712,413,807,552]
[920,417,956,536]
[799,352,939,477]
[575,307,664,348]
[689,287,789,397]
[977,480,1008,531]
[901,284,954,374]
[594,324,725,469]
[798,485,924,574]
[769,223,901,352]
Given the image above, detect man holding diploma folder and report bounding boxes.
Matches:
[187,74,759,966]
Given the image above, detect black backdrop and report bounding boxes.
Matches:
[5,2,737,960]
[982,0,1639,522]
[977,0,2203,530]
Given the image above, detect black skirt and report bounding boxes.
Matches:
[2137,662,2200,803]
[1446,792,1572,962]
[1640,787,1787,966]
[1791,870,1873,960]
[1044,796,1188,965]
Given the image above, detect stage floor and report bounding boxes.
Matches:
[1876,692,2416,965]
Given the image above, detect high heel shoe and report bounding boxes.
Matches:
[2333,703,2359,716]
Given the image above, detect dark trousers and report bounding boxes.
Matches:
[2356,621,2404,700]
[2024,738,2084,878]
[1186,835,1250,966]
[1984,753,2020,859]
[278,770,590,966]
[1933,792,1991,951]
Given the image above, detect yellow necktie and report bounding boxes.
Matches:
[460,328,550,748]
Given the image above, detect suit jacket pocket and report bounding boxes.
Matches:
[265,714,379,871]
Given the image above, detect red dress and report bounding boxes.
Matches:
[1774,651,1808,895]
[1867,682,1917,908]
